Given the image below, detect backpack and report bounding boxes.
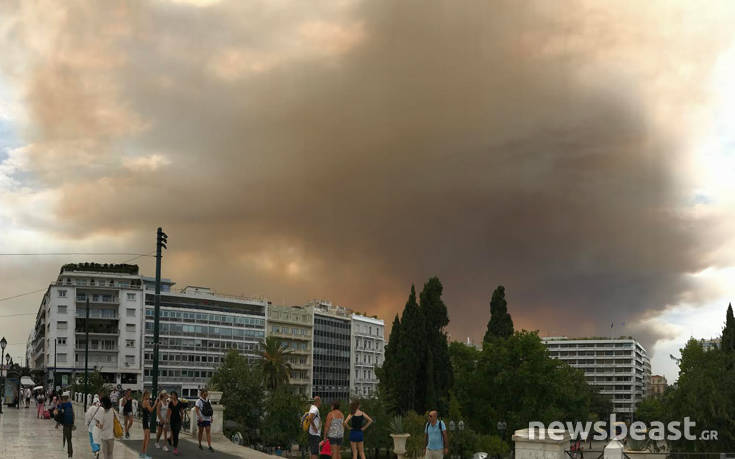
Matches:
[200,399,213,417]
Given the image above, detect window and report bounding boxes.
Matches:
[125,355,135,364]
[57,353,67,363]
[127,308,136,317]
[126,339,135,348]
[57,321,68,330]
[57,337,67,345]
[126,324,136,332]
[127,293,136,301]
[58,290,67,297]
[58,305,67,314]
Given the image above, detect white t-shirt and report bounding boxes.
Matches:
[308,405,321,436]
[95,408,116,440]
[195,398,212,422]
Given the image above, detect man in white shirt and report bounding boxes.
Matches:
[306,396,322,459]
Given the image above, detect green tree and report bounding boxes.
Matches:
[483,285,514,342]
[71,370,109,397]
[210,350,265,443]
[634,396,667,424]
[396,285,425,413]
[419,277,453,414]
[258,336,293,391]
[378,314,402,412]
[668,338,735,451]
[721,303,735,352]
[261,385,305,448]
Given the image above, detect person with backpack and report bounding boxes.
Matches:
[424,410,448,459]
[195,389,215,452]
[304,396,322,459]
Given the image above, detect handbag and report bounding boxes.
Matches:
[319,440,332,456]
[113,414,124,438]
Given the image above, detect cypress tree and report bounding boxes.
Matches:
[378,314,402,411]
[722,303,735,352]
[397,285,425,412]
[484,285,514,342]
[419,277,453,414]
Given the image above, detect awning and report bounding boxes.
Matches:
[20,376,35,386]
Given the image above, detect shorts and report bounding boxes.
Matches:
[197,420,211,428]
[308,434,321,455]
[142,417,150,431]
[328,437,343,446]
[349,429,364,443]
[123,410,132,417]
[425,449,444,459]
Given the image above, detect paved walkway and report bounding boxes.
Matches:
[0,403,276,459]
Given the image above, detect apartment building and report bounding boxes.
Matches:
[542,336,651,416]
[350,314,385,398]
[29,263,145,390]
[142,284,267,398]
[647,374,667,398]
[266,305,314,397]
[311,301,352,403]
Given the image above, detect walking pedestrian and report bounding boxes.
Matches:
[323,401,345,459]
[58,392,75,458]
[344,400,373,459]
[139,390,154,459]
[94,396,118,459]
[85,395,102,458]
[195,389,215,452]
[423,410,448,459]
[155,390,171,451]
[306,396,322,459]
[168,391,184,455]
[25,387,31,409]
[36,391,45,418]
[122,389,134,439]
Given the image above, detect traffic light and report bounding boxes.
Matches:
[157,227,168,250]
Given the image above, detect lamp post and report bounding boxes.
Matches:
[497,421,507,459]
[1,336,6,414]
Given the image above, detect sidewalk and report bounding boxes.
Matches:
[0,402,276,458]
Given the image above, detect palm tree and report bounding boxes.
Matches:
[258,337,293,391]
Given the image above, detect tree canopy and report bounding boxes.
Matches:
[484,285,514,342]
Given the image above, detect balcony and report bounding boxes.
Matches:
[75,328,119,336]
[76,295,119,305]
[76,310,119,320]
[75,346,118,352]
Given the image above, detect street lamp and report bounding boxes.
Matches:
[0,336,6,414]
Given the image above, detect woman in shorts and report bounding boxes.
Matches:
[323,401,345,459]
[138,390,155,459]
[155,390,171,451]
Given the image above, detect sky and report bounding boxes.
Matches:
[1,0,735,383]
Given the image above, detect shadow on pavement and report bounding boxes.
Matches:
[120,438,243,458]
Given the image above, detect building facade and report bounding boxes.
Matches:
[699,337,721,352]
[311,301,352,403]
[350,314,385,398]
[142,284,267,398]
[542,337,651,417]
[29,263,145,390]
[647,374,667,398]
[266,305,314,397]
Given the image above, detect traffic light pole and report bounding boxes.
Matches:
[151,227,166,434]
[84,298,89,412]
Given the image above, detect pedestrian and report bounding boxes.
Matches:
[323,401,345,459]
[168,391,184,455]
[36,390,45,418]
[110,388,120,411]
[94,396,118,459]
[50,393,60,428]
[423,410,448,459]
[306,396,322,459]
[195,388,215,452]
[122,389,134,439]
[155,390,171,451]
[58,392,75,458]
[25,387,31,409]
[139,390,155,459]
[85,395,102,458]
[344,400,373,459]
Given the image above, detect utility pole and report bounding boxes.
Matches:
[151,227,167,433]
[84,297,90,412]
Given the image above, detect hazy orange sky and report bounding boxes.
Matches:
[2,0,735,382]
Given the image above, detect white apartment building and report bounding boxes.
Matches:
[350,314,385,398]
[266,304,314,397]
[29,263,145,390]
[542,337,651,416]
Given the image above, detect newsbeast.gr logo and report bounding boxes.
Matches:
[528,415,718,441]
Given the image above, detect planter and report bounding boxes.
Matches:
[390,433,411,459]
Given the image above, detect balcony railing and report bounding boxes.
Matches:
[75,346,118,352]
[76,311,118,320]
[75,329,119,335]
[77,295,119,304]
